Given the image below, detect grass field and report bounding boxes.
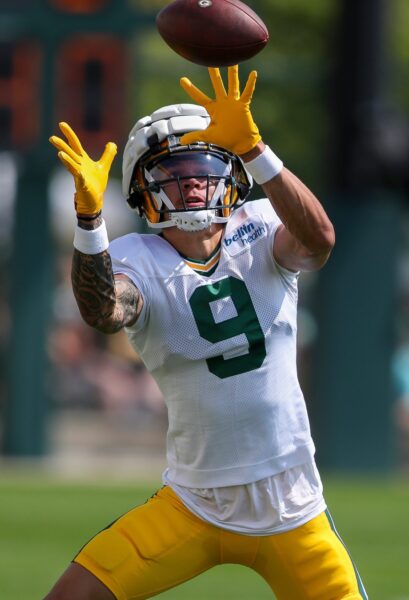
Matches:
[0,472,408,600]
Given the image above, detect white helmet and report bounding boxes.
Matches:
[122,104,252,231]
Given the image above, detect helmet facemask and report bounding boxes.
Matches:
[129,139,251,232]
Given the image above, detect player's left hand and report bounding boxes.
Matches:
[49,122,117,216]
[180,65,261,156]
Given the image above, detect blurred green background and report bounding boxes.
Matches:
[1,0,409,598]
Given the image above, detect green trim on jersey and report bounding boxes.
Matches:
[182,244,221,277]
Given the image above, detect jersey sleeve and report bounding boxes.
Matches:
[109,234,151,332]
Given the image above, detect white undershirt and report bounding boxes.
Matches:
[163,459,326,536]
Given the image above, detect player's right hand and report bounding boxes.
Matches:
[49,122,117,216]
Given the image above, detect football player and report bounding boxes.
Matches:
[46,66,368,600]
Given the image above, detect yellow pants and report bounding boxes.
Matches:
[74,486,367,600]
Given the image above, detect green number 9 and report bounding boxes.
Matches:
[189,276,266,379]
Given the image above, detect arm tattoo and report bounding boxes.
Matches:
[71,249,141,334]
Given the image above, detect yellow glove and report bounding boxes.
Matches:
[180,65,261,156]
[49,122,117,216]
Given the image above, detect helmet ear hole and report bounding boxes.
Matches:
[128,188,162,224]
[127,165,161,222]
[127,191,143,213]
[232,158,251,200]
[237,181,251,200]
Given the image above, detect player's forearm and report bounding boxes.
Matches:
[71,216,139,334]
[262,168,335,254]
[241,143,335,255]
[72,247,119,334]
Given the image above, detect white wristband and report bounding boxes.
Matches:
[73,219,109,254]
[244,146,283,185]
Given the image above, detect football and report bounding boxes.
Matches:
[156,0,269,67]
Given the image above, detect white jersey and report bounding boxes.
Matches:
[110,198,315,489]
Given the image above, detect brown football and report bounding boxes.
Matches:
[156,0,269,67]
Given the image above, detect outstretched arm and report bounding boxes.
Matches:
[49,123,143,333]
[241,142,335,272]
[181,65,335,272]
[72,250,142,333]
[71,217,143,334]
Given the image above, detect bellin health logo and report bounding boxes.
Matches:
[224,221,266,248]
